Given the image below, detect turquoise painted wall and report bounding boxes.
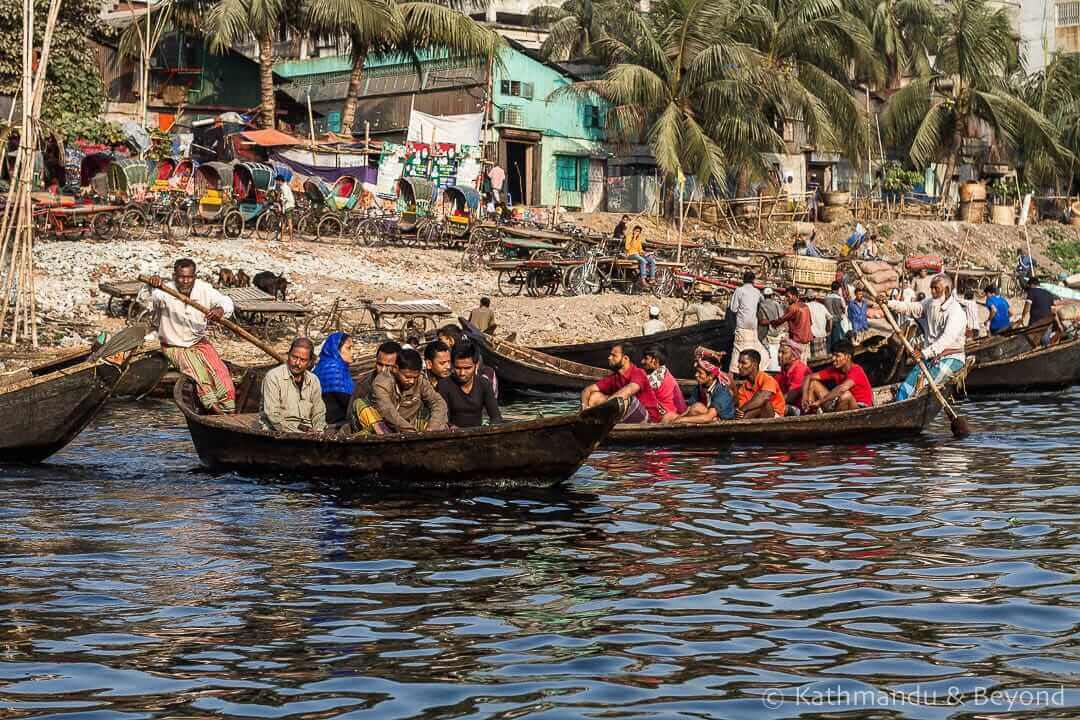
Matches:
[492,47,606,206]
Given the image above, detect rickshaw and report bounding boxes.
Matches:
[192,161,235,236]
[222,161,281,239]
[439,184,482,247]
[151,158,177,193]
[392,176,435,245]
[310,174,365,241]
[171,159,197,192]
[105,158,159,240]
[80,152,114,197]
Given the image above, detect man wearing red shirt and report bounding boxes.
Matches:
[800,341,874,413]
[776,338,811,413]
[768,286,814,345]
[581,343,659,423]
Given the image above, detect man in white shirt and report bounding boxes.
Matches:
[728,271,764,373]
[684,293,719,323]
[276,176,295,240]
[146,258,237,414]
[806,293,831,359]
[643,306,667,335]
[886,274,967,401]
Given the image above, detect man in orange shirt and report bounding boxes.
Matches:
[733,349,786,419]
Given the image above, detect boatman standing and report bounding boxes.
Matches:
[145,258,236,414]
[885,273,967,401]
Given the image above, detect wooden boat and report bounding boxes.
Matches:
[604,372,967,447]
[537,320,733,378]
[462,319,695,394]
[965,335,1080,393]
[0,355,128,463]
[174,378,623,487]
[28,344,170,399]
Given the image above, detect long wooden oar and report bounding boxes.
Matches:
[849,263,971,438]
[137,275,286,365]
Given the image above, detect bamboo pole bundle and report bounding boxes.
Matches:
[0,0,63,346]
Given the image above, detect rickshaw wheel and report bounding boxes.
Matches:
[527,268,560,297]
[120,207,149,241]
[222,211,245,239]
[90,211,118,241]
[296,210,319,239]
[256,211,284,242]
[165,209,192,241]
[317,214,344,242]
[497,270,523,297]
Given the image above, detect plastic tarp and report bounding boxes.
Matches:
[270,151,375,184]
[240,129,302,147]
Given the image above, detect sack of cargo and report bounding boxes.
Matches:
[867,306,885,319]
[860,260,892,274]
[869,269,899,285]
[905,255,943,272]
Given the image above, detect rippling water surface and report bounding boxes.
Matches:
[1,390,1078,719]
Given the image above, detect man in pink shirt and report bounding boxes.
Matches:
[581,344,658,423]
[642,346,686,421]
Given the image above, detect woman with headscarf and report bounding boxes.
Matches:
[313,332,354,425]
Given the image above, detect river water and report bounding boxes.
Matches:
[1,390,1078,719]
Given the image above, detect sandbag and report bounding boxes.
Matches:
[867,307,885,319]
[860,260,892,274]
[905,255,943,272]
[869,269,899,285]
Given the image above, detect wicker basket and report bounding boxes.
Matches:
[780,255,838,289]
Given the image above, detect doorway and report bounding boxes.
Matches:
[505,142,529,206]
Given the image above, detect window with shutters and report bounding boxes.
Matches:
[556,155,590,192]
[584,104,602,128]
[1059,1,1080,26]
[500,79,534,99]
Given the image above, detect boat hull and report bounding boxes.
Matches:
[537,320,733,378]
[0,361,124,463]
[174,379,622,488]
[965,336,1080,393]
[32,347,170,399]
[604,383,947,447]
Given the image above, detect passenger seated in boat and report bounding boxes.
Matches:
[424,341,452,385]
[776,339,811,414]
[581,343,658,424]
[663,357,734,424]
[440,323,499,398]
[732,350,786,419]
[800,342,874,414]
[355,340,400,402]
[437,341,502,429]
[370,348,448,433]
[260,337,327,434]
[312,332,354,426]
[641,346,686,420]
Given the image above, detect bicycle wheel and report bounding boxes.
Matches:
[91,211,118,241]
[317,214,344,242]
[498,270,524,297]
[120,207,149,241]
[528,268,560,297]
[256,210,284,242]
[652,267,676,298]
[222,210,244,239]
[165,209,192,241]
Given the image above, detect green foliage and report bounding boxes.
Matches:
[878,223,893,238]
[1049,237,1080,273]
[0,0,106,140]
[882,161,921,192]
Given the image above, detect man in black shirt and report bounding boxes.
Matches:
[613,214,629,241]
[436,341,502,428]
[1026,277,1056,325]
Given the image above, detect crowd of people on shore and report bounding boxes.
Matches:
[140,252,1077,438]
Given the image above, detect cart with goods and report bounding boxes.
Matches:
[780,255,840,291]
[222,162,282,239]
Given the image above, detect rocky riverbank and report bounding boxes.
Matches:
[7,213,1079,366]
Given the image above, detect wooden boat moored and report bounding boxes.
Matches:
[965,335,1080,393]
[537,319,733,378]
[0,355,129,464]
[174,378,624,487]
[28,343,170,399]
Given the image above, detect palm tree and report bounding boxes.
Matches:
[308,0,502,137]
[207,0,301,128]
[1013,52,1080,189]
[881,0,1066,200]
[528,0,618,61]
[721,0,880,192]
[856,0,939,89]
[557,0,758,189]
